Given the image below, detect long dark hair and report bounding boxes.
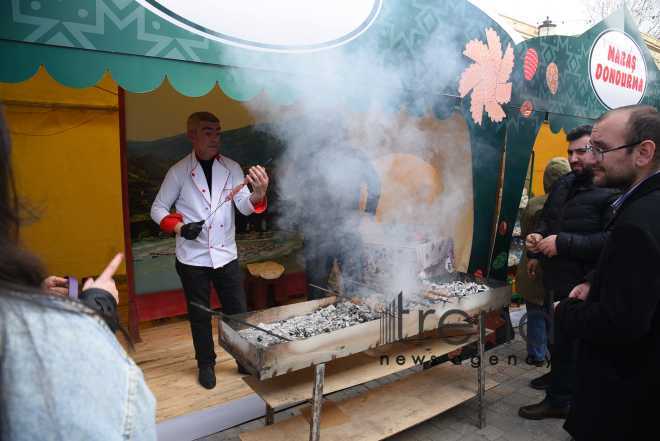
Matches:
[0,107,46,290]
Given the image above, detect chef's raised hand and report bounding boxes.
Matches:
[246,165,269,203]
[180,220,205,240]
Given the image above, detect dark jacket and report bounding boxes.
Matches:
[517,157,571,306]
[556,172,660,441]
[517,195,548,305]
[79,288,120,332]
[531,171,619,299]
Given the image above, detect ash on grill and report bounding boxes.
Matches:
[237,281,491,346]
[238,302,380,347]
[403,280,490,308]
[424,280,489,297]
[363,280,491,309]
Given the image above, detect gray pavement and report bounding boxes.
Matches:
[200,336,569,441]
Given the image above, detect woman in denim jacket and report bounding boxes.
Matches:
[0,110,156,440]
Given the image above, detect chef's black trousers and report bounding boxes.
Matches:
[175,258,246,368]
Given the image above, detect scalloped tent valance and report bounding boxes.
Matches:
[0,39,299,102]
[1,1,657,114]
[0,0,523,105]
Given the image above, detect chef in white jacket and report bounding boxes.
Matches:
[151,111,268,389]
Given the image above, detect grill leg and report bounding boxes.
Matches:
[478,310,486,429]
[310,363,325,441]
[265,405,274,425]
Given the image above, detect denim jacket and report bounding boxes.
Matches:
[0,290,156,441]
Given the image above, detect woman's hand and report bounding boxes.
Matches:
[82,253,123,304]
[42,276,69,296]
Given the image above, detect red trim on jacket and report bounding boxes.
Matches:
[160,213,183,234]
[253,197,267,214]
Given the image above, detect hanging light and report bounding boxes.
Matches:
[538,16,557,37]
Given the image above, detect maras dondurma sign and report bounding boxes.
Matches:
[589,29,647,109]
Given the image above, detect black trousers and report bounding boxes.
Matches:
[175,259,246,368]
[547,290,578,407]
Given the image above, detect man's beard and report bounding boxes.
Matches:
[604,171,637,190]
[595,166,636,190]
[574,165,594,181]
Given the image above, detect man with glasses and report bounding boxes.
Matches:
[519,125,619,420]
[555,105,660,441]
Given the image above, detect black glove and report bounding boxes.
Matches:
[180,220,204,240]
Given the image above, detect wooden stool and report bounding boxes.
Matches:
[245,271,308,311]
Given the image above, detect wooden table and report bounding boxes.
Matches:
[240,312,493,441]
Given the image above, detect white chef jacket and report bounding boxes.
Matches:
[151,152,257,269]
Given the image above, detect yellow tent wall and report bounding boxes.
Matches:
[530,122,568,196]
[0,68,126,278]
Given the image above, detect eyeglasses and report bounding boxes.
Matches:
[567,147,591,155]
[585,140,641,161]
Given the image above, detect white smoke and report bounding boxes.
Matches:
[236,9,476,300]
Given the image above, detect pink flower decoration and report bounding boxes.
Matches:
[459,28,514,125]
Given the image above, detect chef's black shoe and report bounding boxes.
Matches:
[198,365,216,389]
[237,363,250,375]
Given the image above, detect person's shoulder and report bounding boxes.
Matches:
[548,172,574,193]
[0,290,151,439]
[557,171,575,183]
[528,195,547,206]
[614,190,660,244]
[170,153,193,171]
[1,290,129,360]
[523,196,546,214]
[619,188,660,224]
[161,153,192,180]
[1,289,78,315]
[585,186,620,208]
[589,184,620,197]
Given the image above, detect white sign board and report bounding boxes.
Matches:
[589,30,647,109]
[136,0,382,52]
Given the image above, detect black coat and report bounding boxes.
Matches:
[556,171,660,441]
[532,171,619,299]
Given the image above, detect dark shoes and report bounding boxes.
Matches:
[198,365,216,389]
[525,356,547,367]
[518,398,569,420]
[530,372,552,390]
[199,363,249,388]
